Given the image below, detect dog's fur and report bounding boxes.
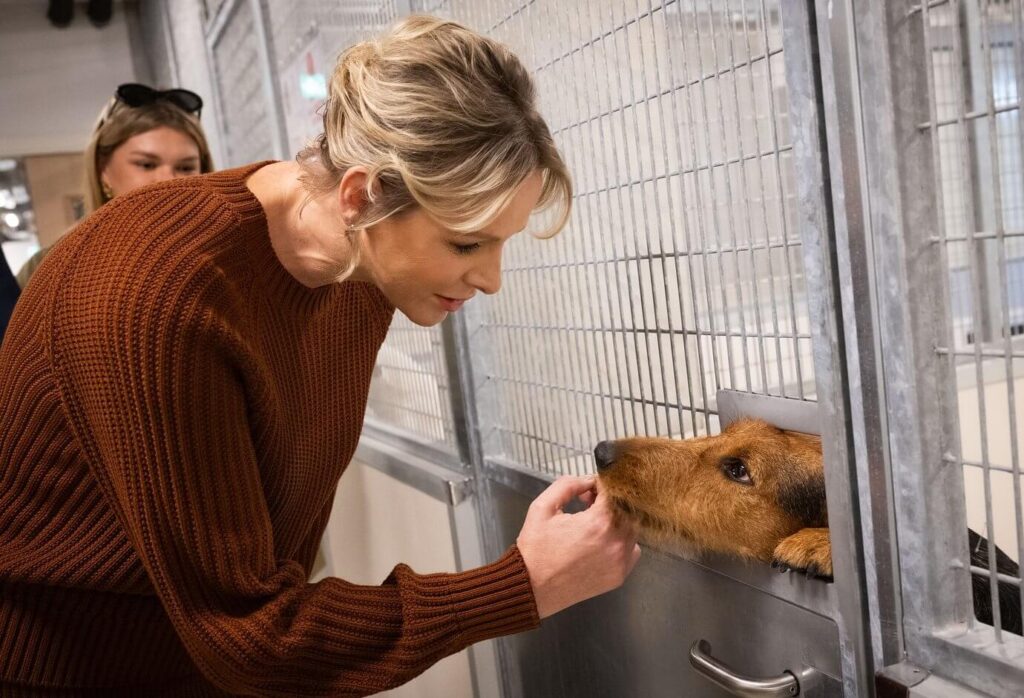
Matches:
[595,418,1022,635]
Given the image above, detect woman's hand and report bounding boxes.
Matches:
[516,476,641,619]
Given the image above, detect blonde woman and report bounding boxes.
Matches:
[15,83,214,288]
[0,16,639,697]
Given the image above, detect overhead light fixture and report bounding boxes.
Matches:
[87,0,113,27]
[46,0,74,28]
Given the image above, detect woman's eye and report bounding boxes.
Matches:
[722,458,752,485]
[177,166,198,175]
[450,242,481,256]
[134,161,157,171]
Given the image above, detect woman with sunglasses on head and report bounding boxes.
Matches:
[0,16,639,697]
[15,83,213,288]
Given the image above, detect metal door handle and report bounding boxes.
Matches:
[689,640,820,697]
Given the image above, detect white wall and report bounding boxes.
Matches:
[323,460,475,698]
[0,3,138,156]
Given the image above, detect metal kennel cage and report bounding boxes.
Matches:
[137,0,1024,694]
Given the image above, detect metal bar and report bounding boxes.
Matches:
[480,321,813,340]
[354,434,471,506]
[490,376,715,417]
[977,0,1018,641]
[485,0,537,33]
[689,0,739,394]
[910,0,955,16]
[500,239,804,274]
[970,565,1023,586]
[515,1,558,473]
[550,48,785,138]
[739,0,775,398]
[929,229,1024,241]
[855,0,975,681]
[946,454,1024,475]
[814,0,907,670]
[916,101,1020,129]
[1011,0,1024,636]
[936,345,1024,358]
[631,0,680,434]
[585,0,644,438]
[532,0,678,75]
[606,0,660,436]
[206,0,242,45]
[525,0,588,473]
[551,0,618,459]
[952,0,1001,636]
[249,0,290,161]
[444,305,520,696]
[744,1,788,397]
[761,0,807,399]
[670,0,717,431]
[721,0,759,395]
[780,2,876,695]
[651,0,703,436]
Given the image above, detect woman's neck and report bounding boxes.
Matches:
[247,161,367,288]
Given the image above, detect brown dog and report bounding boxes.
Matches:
[594,418,831,577]
[594,418,1022,635]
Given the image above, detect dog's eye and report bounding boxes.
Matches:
[721,457,753,485]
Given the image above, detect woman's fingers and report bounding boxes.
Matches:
[530,476,597,517]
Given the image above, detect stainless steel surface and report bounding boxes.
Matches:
[690,639,819,697]
[488,478,843,698]
[814,0,905,672]
[781,1,876,693]
[717,389,822,435]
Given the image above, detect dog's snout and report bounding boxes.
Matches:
[594,441,618,471]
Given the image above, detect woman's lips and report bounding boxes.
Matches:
[437,295,467,312]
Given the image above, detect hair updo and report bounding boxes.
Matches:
[297,15,572,245]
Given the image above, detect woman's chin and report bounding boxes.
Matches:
[399,305,447,328]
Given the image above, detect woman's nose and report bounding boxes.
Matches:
[467,254,502,295]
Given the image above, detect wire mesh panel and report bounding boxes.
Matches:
[263,0,408,155]
[247,1,460,450]
[432,0,812,475]
[365,315,458,447]
[919,0,1024,647]
[209,1,277,166]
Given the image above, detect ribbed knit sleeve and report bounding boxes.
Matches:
[45,190,539,696]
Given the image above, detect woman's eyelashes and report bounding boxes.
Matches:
[449,241,482,256]
[133,160,199,174]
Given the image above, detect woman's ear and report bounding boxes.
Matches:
[337,167,370,226]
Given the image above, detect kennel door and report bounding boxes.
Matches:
[433,0,868,695]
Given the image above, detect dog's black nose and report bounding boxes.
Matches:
[594,441,618,471]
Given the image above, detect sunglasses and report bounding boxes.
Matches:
[113,83,204,118]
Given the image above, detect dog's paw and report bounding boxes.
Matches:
[772,528,833,580]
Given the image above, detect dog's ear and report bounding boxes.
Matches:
[777,471,828,528]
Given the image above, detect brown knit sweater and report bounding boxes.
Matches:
[0,163,539,696]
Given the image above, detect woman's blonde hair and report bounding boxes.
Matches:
[84,99,214,213]
[298,15,572,249]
